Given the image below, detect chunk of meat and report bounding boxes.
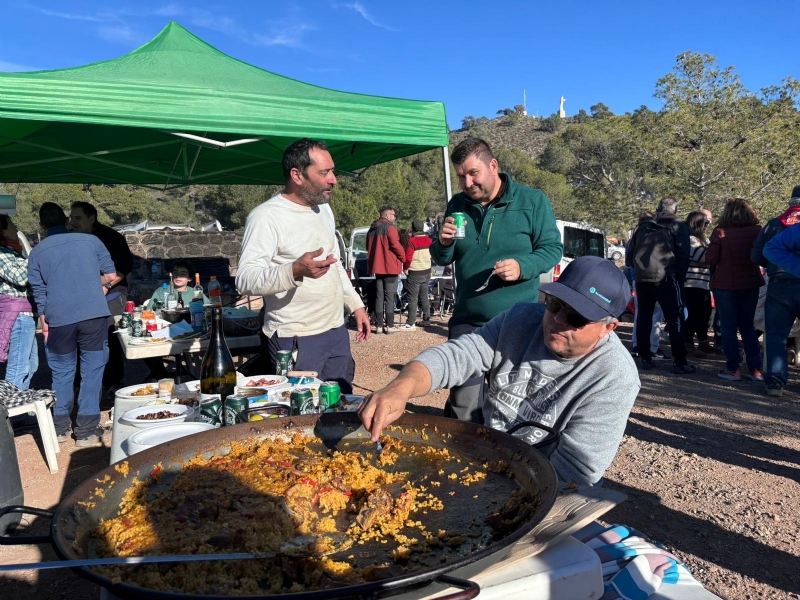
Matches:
[356,489,393,531]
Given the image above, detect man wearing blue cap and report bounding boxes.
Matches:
[359,256,641,487]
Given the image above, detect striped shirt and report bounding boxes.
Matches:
[0,245,34,316]
[684,236,711,290]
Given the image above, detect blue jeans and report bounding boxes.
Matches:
[46,317,108,439]
[714,289,761,373]
[5,314,38,390]
[764,279,800,388]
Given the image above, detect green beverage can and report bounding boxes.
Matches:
[318,381,341,410]
[276,350,293,376]
[131,319,145,337]
[452,212,466,239]
[199,395,224,428]
[120,312,132,329]
[224,394,249,426]
[290,387,315,416]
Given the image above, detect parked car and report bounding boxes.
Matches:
[540,220,607,286]
[606,244,626,261]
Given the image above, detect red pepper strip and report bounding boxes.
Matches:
[312,487,335,506]
[278,461,293,468]
[299,477,317,486]
[343,491,352,497]
[150,466,163,477]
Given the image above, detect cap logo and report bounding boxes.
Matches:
[589,286,611,304]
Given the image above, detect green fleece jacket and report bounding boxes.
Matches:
[430,175,563,326]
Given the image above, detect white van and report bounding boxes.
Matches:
[540,220,607,285]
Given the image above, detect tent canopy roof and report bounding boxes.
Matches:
[0,22,448,187]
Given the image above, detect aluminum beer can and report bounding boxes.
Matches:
[290,387,315,416]
[120,312,132,329]
[131,319,144,337]
[125,301,135,313]
[224,394,249,426]
[452,212,466,239]
[276,350,293,377]
[318,381,341,410]
[199,395,224,428]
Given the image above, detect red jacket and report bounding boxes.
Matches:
[705,225,764,291]
[366,218,405,276]
[404,234,433,272]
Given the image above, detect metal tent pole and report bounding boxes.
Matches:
[442,145,452,202]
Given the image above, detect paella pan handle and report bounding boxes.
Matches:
[430,575,480,599]
[0,506,53,545]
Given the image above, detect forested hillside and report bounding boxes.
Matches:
[4,51,799,241]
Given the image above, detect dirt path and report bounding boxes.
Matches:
[2,319,798,599]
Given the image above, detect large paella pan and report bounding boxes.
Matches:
[1,412,558,599]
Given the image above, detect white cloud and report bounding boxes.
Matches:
[343,2,398,32]
[26,5,117,22]
[252,23,313,48]
[97,25,144,45]
[0,60,37,72]
[155,3,184,17]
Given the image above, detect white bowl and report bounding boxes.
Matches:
[236,375,287,391]
[115,383,159,399]
[127,422,216,455]
[121,404,193,428]
[174,380,201,393]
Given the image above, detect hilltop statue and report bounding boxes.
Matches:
[558,96,566,119]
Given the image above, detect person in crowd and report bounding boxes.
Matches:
[430,138,563,423]
[705,198,764,382]
[626,197,695,374]
[28,202,116,446]
[236,138,369,393]
[683,211,714,352]
[755,186,800,397]
[144,259,210,380]
[402,220,433,329]
[358,256,640,487]
[70,201,133,397]
[628,211,666,361]
[0,216,37,390]
[700,208,723,350]
[366,206,405,334]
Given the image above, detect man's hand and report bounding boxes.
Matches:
[358,385,410,442]
[292,248,337,281]
[494,258,521,282]
[39,315,49,342]
[353,307,370,342]
[438,216,464,248]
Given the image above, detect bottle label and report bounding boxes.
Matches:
[167,300,178,310]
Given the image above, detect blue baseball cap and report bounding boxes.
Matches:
[540,256,631,322]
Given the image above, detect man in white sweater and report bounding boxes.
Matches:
[358,256,640,486]
[236,139,370,393]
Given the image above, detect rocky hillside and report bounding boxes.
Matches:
[449,114,557,159]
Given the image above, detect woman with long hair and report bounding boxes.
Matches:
[683,211,713,352]
[705,198,764,381]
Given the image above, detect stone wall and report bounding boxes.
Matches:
[122,230,246,305]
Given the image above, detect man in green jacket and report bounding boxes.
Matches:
[431,138,563,422]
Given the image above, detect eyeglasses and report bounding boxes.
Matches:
[543,294,595,328]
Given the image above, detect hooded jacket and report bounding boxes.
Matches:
[366,218,404,276]
[751,213,800,282]
[626,212,690,283]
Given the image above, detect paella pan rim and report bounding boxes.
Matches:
[49,412,558,599]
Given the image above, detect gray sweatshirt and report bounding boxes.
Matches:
[415,302,640,486]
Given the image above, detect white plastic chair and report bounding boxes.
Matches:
[8,399,59,474]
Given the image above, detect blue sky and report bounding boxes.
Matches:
[1,1,798,130]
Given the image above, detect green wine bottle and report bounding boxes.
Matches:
[199,306,236,426]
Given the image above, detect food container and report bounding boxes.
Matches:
[221,307,260,337]
[126,422,216,455]
[235,403,291,422]
[120,404,193,428]
[160,308,191,325]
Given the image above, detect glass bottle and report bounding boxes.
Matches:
[199,306,236,426]
[208,275,222,306]
[193,273,204,300]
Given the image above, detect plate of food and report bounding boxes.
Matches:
[128,336,169,345]
[236,375,287,390]
[120,403,194,428]
[115,383,159,399]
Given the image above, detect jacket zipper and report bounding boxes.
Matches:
[486,215,495,248]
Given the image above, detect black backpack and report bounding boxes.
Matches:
[631,219,676,281]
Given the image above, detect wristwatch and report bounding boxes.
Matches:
[105,283,113,290]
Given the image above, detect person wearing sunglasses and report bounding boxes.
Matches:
[359,256,640,487]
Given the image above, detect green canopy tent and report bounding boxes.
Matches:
[0,21,452,193]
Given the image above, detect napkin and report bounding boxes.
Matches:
[167,320,194,339]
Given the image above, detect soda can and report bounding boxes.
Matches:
[318,381,341,410]
[199,395,224,428]
[224,394,249,426]
[125,301,135,313]
[452,212,466,239]
[120,312,132,329]
[276,350,293,377]
[131,319,145,337]
[290,387,315,416]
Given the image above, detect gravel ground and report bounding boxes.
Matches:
[1,316,799,600]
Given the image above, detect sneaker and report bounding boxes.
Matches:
[672,363,697,374]
[717,369,742,381]
[421,320,432,327]
[652,349,668,361]
[400,323,416,330]
[56,429,73,443]
[640,358,654,370]
[630,347,640,358]
[751,369,764,382]
[766,382,784,397]
[75,428,108,448]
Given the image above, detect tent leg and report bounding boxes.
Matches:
[442,146,452,203]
